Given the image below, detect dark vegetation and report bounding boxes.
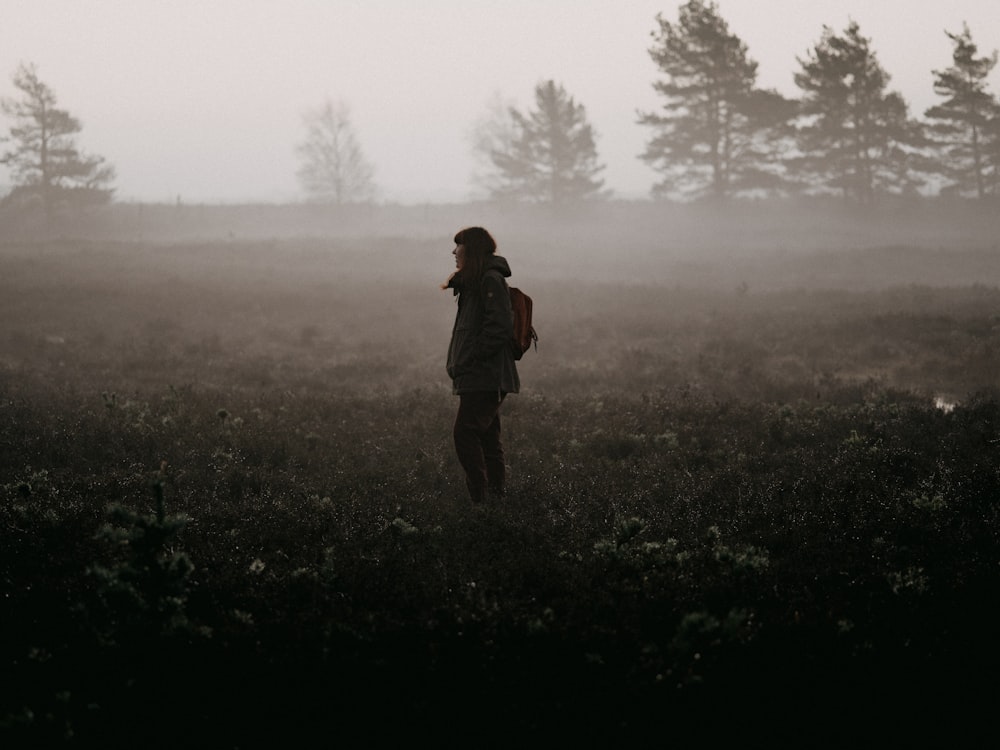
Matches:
[2,210,1000,745]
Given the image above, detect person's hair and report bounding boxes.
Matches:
[454,226,496,285]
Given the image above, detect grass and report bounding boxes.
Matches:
[2,237,999,745]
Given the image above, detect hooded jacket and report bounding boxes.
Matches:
[446,255,520,395]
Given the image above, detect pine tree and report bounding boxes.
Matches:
[296,99,376,204]
[486,80,607,205]
[639,0,795,201]
[924,24,999,199]
[792,21,920,204]
[1,62,115,214]
[986,113,1000,198]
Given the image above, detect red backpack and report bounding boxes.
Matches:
[508,286,538,361]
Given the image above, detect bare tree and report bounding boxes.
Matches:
[296,100,375,204]
[1,62,115,214]
[468,91,518,200]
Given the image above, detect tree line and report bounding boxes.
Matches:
[2,0,998,213]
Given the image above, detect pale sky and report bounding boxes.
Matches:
[2,0,999,203]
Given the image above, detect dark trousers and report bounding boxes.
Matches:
[453,391,506,502]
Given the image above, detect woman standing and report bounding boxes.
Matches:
[443,226,519,504]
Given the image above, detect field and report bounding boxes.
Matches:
[3,204,1000,745]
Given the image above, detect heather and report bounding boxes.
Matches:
[2,235,998,745]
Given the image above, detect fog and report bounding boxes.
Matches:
[2,0,999,203]
[4,199,999,292]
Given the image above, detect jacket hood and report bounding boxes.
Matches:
[486,254,512,278]
[447,254,512,295]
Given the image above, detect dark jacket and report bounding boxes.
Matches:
[446,255,520,395]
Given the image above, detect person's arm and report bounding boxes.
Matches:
[476,273,513,360]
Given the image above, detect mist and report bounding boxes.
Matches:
[3,198,998,285]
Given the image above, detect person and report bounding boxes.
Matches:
[443,226,519,504]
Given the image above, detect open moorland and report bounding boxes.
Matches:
[2,202,1000,745]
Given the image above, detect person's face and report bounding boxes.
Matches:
[453,243,466,270]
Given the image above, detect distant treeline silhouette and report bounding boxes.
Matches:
[2,1,999,212]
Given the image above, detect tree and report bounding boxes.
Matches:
[483,80,607,205]
[296,99,375,204]
[924,24,999,200]
[986,111,1000,198]
[792,21,920,204]
[468,91,518,199]
[638,0,796,201]
[1,62,115,213]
